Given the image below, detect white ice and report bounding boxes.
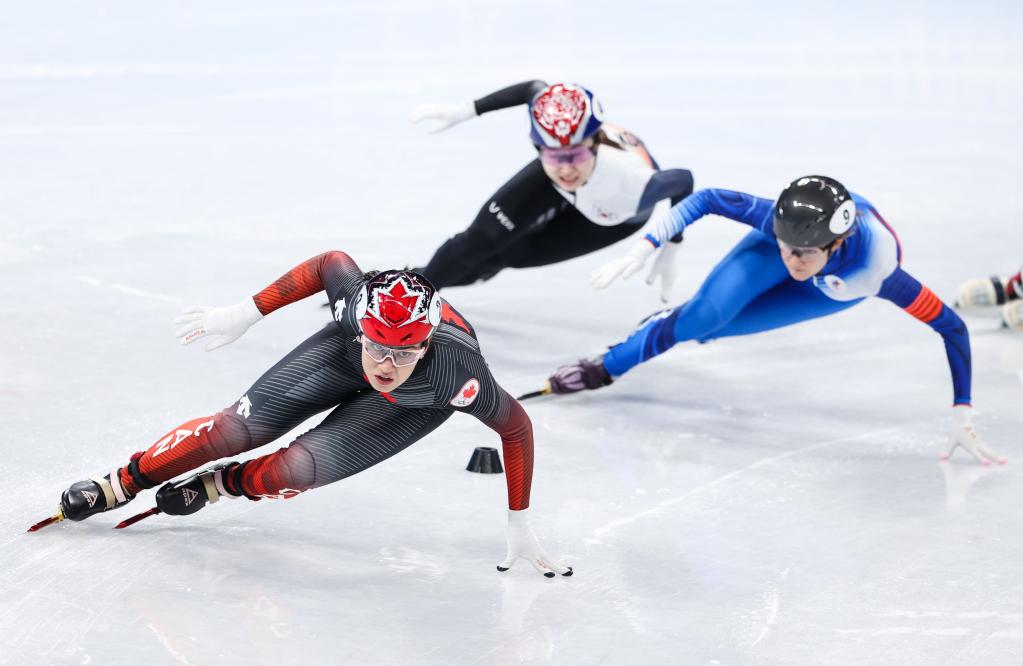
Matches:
[2,2,1023,664]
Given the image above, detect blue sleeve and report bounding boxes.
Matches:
[876,266,972,405]
[632,169,694,241]
[645,188,775,248]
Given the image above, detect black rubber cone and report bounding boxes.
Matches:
[466,447,503,474]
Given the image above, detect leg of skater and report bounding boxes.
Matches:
[419,161,566,288]
[153,391,454,515]
[602,231,791,376]
[58,325,364,522]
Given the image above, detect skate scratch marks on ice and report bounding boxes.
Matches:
[751,567,790,648]
[146,622,195,665]
[591,427,902,540]
[77,275,182,304]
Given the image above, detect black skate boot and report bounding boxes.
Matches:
[156,462,243,516]
[60,469,135,522]
[548,358,613,395]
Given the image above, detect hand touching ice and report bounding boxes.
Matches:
[497,509,573,578]
[943,406,1006,465]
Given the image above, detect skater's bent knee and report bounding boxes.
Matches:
[675,296,725,339]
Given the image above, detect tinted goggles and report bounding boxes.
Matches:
[537,144,596,166]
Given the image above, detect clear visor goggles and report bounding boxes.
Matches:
[359,336,427,367]
[777,239,830,260]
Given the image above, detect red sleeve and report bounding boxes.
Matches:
[1008,270,1023,300]
[488,390,534,510]
[252,251,362,316]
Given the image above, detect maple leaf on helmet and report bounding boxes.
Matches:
[355,270,442,346]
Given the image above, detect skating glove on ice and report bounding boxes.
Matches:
[408,101,477,133]
[174,297,263,351]
[590,239,656,291]
[497,509,573,578]
[943,406,1007,465]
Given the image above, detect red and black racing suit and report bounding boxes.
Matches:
[117,251,533,510]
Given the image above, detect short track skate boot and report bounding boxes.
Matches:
[156,462,243,516]
[955,276,1007,309]
[60,470,135,522]
[548,358,613,395]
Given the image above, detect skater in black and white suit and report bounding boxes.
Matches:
[411,80,693,301]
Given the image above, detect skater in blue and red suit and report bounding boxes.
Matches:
[545,175,1005,465]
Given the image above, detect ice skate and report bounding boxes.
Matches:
[29,469,136,531]
[61,470,135,522]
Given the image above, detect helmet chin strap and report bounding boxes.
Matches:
[814,236,846,274]
[826,234,848,259]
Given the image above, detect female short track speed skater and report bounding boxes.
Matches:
[35,253,571,577]
[956,266,1023,330]
[541,175,1005,465]
[410,80,694,301]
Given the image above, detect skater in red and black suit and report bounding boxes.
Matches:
[48,251,571,577]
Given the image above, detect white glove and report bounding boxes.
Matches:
[955,276,1005,309]
[496,509,572,578]
[645,241,681,303]
[174,298,263,352]
[408,101,476,133]
[590,239,657,290]
[1002,300,1023,331]
[942,405,1007,465]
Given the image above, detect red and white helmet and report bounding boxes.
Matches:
[529,82,604,148]
[355,270,442,346]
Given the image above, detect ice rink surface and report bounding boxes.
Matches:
[2,1,1023,664]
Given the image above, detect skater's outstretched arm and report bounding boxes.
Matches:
[409,80,548,133]
[175,251,365,350]
[251,250,365,315]
[591,188,774,290]
[877,266,971,406]
[877,266,1006,464]
[437,346,571,577]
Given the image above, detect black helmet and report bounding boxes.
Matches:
[773,175,856,247]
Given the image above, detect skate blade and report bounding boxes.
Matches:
[516,382,552,402]
[27,508,65,533]
[114,507,161,529]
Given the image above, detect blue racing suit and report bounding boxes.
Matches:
[601,189,971,405]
